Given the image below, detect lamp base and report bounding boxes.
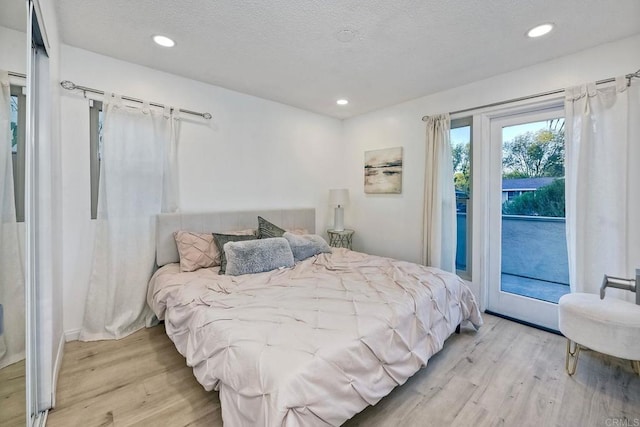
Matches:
[334,206,344,231]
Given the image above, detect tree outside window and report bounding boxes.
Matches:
[502,118,565,217]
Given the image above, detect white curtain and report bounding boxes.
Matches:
[423,113,456,273]
[80,96,179,341]
[565,77,639,300]
[0,71,25,368]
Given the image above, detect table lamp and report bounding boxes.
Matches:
[329,189,349,231]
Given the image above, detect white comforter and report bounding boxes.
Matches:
[148,249,482,426]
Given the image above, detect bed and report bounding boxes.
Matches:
[147,208,482,426]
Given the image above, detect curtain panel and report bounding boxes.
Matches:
[80,96,179,341]
[0,70,25,367]
[564,78,640,301]
[423,114,456,273]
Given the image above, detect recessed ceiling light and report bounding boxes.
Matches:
[527,23,554,38]
[335,29,357,43]
[153,35,175,47]
[336,99,349,106]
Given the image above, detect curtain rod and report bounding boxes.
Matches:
[8,71,26,79]
[59,80,212,119]
[422,68,640,121]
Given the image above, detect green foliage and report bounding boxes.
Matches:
[502,170,528,179]
[11,122,18,149]
[503,127,564,178]
[10,95,19,150]
[452,142,470,193]
[502,179,565,217]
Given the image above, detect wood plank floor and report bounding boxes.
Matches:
[46,314,640,427]
[0,359,26,427]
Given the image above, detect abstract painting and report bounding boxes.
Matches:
[364,147,403,194]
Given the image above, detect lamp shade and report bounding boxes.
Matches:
[329,189,349,207]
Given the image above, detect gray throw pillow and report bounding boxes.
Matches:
[212,233,257,274]
[257,216,285,239]
[283,232,332,262]
[224,237,295,276]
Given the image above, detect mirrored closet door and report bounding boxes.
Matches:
[26,0,54,424]
[0,0,52,425]
[0,1,28,426]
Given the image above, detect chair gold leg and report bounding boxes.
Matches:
[565,339,580,376]
[632,360,640,376]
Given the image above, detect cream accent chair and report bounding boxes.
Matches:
[558,271,640,376]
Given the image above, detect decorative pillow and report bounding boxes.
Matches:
[174,229,255,272]
[213,233,258,274]
[283,232,332,262]
[257,216,285,239]
[174,231,217,272]
[224,237,295,276]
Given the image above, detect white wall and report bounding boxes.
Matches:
[60,46,345,334]
[342,34,640,271]
[0,26,26,74]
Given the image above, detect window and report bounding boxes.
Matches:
[10,85,26,222]
[450,117,472,277]
[89,100,103,219]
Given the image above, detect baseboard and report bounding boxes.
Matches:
[51,333,65,408]
[0,350,26,370]
[64,328,81,342]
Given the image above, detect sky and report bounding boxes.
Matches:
[450,125,470,146]
[450,118,565,147]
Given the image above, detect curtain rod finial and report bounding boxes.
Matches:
[203,112,212,120]
[60,80,76,90]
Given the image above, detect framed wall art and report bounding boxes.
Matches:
[364,147,403,194]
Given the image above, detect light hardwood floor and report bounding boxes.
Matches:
[0,359,26,427]
[46,314,640,427]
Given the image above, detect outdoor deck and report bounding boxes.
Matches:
[457,213,571,305]
[501,273,570,304]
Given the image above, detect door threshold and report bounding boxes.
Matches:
[484,310,561,336]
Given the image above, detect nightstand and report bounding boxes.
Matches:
[327,229,354,250]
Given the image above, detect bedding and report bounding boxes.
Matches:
[283,232,332,262]
[174,229,255,272]
[148,248,482,426]
[257,215,286,238]
[174,231,217,272]
[286,228,309,235]
[212,232,258,274]
[224,237,295,276]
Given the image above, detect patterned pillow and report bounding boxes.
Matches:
[174,229,254,272]
[224,237,295,276]
[257,216,285,239]
[173,231,217,272]
[212,233,258,274]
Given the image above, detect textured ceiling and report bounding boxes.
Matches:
[46,1,640,118]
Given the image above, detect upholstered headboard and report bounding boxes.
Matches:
[156,208,316,267]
